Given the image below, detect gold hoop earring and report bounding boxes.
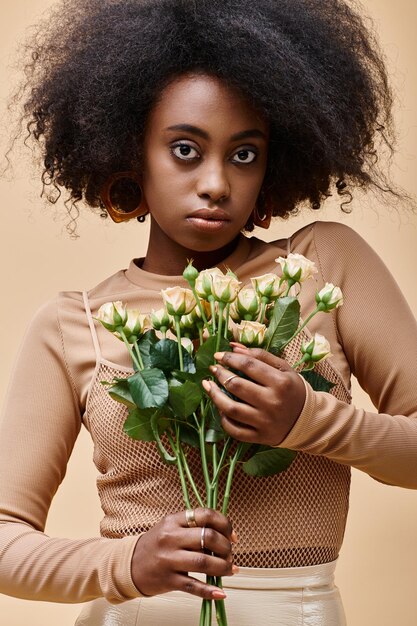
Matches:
[252,200,272,229]
[100,171,149,223]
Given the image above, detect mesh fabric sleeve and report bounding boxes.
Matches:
[0,298,140,603]
[280,222,417,489]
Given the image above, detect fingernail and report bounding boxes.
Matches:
[214,351,225,360]
[209,365,218,374]
[232,565,240,574]
[230,342,247,349]
[212,589,227,599]
[231,530,239,544]
[202,379,212,392]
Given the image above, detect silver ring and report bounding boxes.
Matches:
[200,526,206,551]
[223,374,239,389]
[185,509,198,528]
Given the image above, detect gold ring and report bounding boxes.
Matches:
[223,374,239,388]
[185,509,198,528]
[200,526,206,551]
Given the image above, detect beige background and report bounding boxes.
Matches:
[0,1,416,624]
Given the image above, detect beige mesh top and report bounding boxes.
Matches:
[0,220,416,605]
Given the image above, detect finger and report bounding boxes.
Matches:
[175,526,233,558]
[177,507,234,540]
[209,363,263,406]
[202,379,262,429]
[230,345,293,372]
[170,573,228,600]
[220,412,259,442]
[179,549,236,577]
[213,350,290,386]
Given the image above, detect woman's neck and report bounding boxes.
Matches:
[140,221,242,275]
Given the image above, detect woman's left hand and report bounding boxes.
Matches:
[202,344,306,447]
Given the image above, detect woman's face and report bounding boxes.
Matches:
[141,73,269,272]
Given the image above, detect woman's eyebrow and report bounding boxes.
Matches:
[165,124,267,141]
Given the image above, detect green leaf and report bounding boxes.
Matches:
[177,423,200,448]
[242,446,297,477]
[137,330,159,368]
[151,409,177,464]
[205,404,226,443]
[108,379,136,409]
[127,369,169,409]
[195,335,231,381]
[300,370,336,393]
[123,407,169,441]
[263,297,300,354]
[150,339,196,374]
[168,380,202,419]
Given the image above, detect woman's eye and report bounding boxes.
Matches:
[171,143,200,161]
[231,149,257,164]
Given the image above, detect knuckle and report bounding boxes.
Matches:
[242,357,256,370]
[183,579,196,594]
[204,527,216,544]
[194,553,208,570]
[158,528,173,546]
[226,404,239,419]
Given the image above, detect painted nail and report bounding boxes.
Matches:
[230,342,247,349]
[212,590,227,599]
[214,352,225,360]
[232,565,240,574]
[231,530,239,544]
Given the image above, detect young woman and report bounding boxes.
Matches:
[0,1,416,624]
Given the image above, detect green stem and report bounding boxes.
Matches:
[179,447,204,507]
[199,601,207,626]
[215,580,228,626]
[174,316,184,371]
[257,296,270,324]
[167,430,191,508]
[198,325,204,345]
[279,306,320,352]
[221,442,245,516]
[223,304,230,340]
[212,444,219,510]
[133,341,145,370]
[118,329,142,370]
[284,279,295,298]
[210,298,217,334]
[199,401,212,497]
[190,286,211,333]
[216,302,225,353]
[210,438,232,488]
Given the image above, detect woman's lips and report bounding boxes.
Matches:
[186,208,231,232]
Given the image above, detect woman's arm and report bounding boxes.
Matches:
[0,299,140,603]
[205,221,417,488]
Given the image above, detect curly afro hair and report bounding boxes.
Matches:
[15,0,399,231]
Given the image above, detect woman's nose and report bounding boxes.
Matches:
[196,161,230,202]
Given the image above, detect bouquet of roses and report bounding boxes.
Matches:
[96,253,343,626]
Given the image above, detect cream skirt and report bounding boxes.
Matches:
[75,560,346,626]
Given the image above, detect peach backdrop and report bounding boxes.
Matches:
[0,1,416,624]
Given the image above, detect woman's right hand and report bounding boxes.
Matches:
[131,508,238,600]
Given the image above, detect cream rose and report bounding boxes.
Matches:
[301,333,332,363]
[195,267,224,299]
[275,253,318,283]
[150,308,172,331]
[161,287,196,316]
[234,287,260,320]
[96,301,127,331]
[235,320,267,347]
[316,283,344,311]
[251,273,285,300]
[211,274,241,304]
